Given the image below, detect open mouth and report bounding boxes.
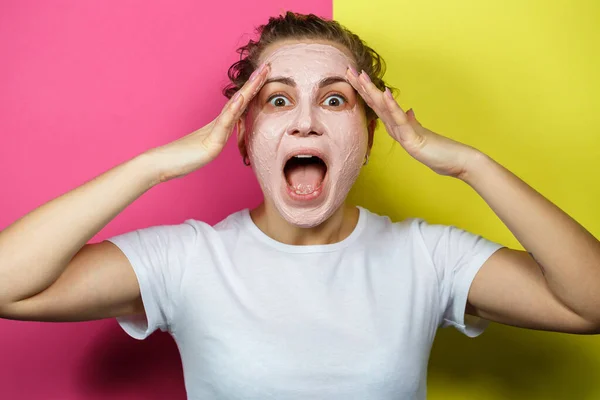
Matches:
[283,154,328,195]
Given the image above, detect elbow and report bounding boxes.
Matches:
[582,316,600,335]
[0,302,13,320]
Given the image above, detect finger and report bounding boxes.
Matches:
[345,68,376,109]
[358,71,402,124]
[346,68,394,125]
[214,63,271,139]
[345,68,405,142]
[219,62,270,118]
[235,62,271,109]
[355,72,420,145]
[406,108,420,125]
[382,89,421,143]
[382,86,410,126]
[215,92,245,141]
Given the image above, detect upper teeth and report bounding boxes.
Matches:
[294,155,314,158]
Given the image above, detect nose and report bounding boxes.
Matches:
[286,102,322,137]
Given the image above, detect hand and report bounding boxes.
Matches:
[146,63,270,183]
[346,68,481,179]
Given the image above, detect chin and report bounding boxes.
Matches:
[253,146,364,229]
[272,178,348,229]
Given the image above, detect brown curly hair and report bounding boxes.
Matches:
[223,11,391,124]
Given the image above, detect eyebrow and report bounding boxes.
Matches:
[264,76,351,89]
[319,76,350,88]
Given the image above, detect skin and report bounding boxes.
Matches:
[0,37,598,337]
[345,64,600,333]
[0,58,274,320]
[244,43,369,232]
[237,39,377,245]
[239,39,600,333]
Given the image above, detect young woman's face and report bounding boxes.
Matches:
[245,42,370,228]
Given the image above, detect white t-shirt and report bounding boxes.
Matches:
[106,206,504,399]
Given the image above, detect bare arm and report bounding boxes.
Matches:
[0,154,160,321]
[464,153,600,334]
[0,63,270,322]
[346,68,600,334]
[0,241,145,322]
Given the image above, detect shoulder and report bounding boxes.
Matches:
[179,209,246,239]
[364,208,504,271]
[176,209,250,251]
[359,207,466,265]
[122,209,248,252]
[358,208,444,284]
[359,206,435,241]
[364,208,494,256]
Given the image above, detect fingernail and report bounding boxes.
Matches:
[249,63,266,82]
[385,87,394,100]
[361,71,372,83]
[231,91,242,104]
[347,65,359,77]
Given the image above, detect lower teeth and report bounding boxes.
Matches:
[293,184,315,195]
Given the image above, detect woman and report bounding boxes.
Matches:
[0,11,598,400]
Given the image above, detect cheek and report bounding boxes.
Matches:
[246,113,284,156]
[251,110,290,138]
[325,111,369,150]
[244,105,265,148]
[244,101,263,141]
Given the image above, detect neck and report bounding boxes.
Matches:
[249,201,359,246]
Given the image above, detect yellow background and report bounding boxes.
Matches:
[336,0,600,398]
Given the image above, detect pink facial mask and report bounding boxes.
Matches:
[246,43,369,228]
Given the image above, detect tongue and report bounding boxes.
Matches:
[287,164,326,194]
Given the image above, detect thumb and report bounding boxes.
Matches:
[407,108,419,124]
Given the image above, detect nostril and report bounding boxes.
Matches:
[288,128,321,136]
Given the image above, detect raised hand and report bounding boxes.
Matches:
[147,63,270,183]
[346,67,480,179]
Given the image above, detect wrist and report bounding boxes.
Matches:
[133,150,166,189]
[458,149,494,186]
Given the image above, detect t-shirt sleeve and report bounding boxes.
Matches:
[411,218,505,337]
[105,220,198,340]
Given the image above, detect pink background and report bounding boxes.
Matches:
[0,1,331,398]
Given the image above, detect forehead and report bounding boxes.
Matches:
[258,43,354,78]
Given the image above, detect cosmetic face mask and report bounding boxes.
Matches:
[245,43,369,228]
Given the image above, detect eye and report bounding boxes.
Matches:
[322,94,346,107]
[268,95,292,107]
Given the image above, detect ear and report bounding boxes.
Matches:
[236,118,248,160]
